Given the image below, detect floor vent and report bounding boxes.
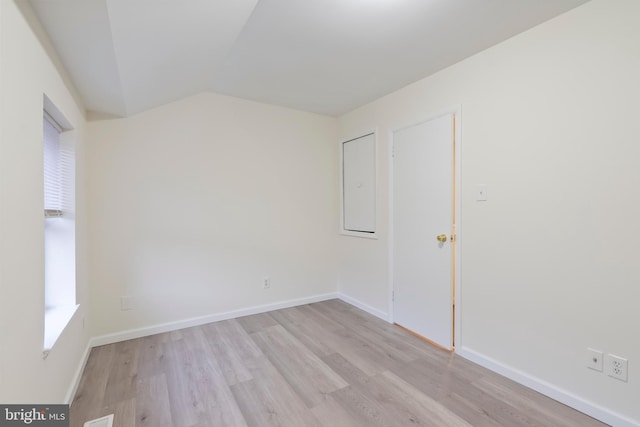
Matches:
[83,414,114,427]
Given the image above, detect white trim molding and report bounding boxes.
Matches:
[458,346,640,427]
[65,341,92,405]
[67,292,338,405]
[90,293,338,347]
[67,290,638,427]
[337,292,389,322]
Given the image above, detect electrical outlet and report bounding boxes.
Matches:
[587,348,603,372]
[605,354,628,382]
[263,276,271,289]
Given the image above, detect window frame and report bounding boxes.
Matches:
[42,96,78,355]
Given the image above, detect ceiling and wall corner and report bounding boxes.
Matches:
[85,92,339,337]
[28,0,590,118]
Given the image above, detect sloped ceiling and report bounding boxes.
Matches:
[28,0,590,117]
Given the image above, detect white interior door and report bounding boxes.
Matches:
[393,114,455,350]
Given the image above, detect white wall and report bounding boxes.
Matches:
[87,92,338,336]
[4,0,636,423]
[337,0,640,424]
[0,0,89,403]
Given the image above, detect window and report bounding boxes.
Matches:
[340,132,377,238]
[43,101,77,353]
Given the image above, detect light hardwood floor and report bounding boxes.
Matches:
[70,300,607,427]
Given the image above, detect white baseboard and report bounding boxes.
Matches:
[68,292,336,405]
[337,292,389,322]
[69,293,637,427]
[65,341,91,405]
[90,292,338,347]
[458,346,639,427]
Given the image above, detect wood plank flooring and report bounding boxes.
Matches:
[70,300,607,427]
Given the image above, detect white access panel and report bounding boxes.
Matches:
[393,114,454,350]
[342,133,376,233]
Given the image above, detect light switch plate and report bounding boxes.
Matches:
[476,184,488,201]
[587,348,603,371]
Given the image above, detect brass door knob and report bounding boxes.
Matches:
[436,234,448,243]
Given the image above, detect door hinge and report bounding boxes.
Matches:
[392,144,395,158]
[392,291,395,301]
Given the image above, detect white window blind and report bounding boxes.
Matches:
[43,113,70,217]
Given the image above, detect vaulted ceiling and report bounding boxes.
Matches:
[29,0,590,117]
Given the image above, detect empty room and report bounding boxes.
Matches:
[0,0,638,426]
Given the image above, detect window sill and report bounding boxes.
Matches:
[43,304,79,358]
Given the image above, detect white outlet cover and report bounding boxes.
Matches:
[605,354,628,382]
[587,348,603,372]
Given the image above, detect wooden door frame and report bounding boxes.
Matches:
[388,105,462,351]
